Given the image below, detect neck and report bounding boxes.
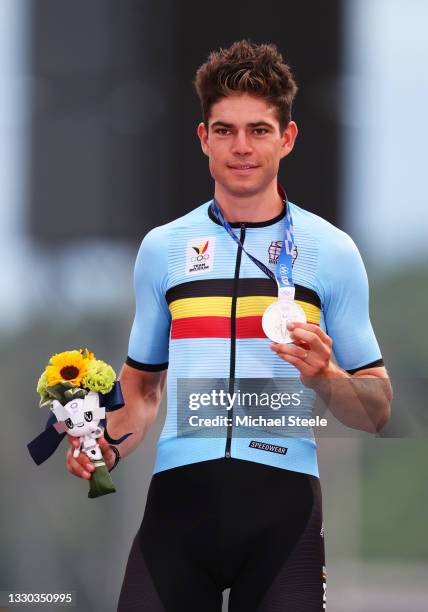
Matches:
[214,180,284,223]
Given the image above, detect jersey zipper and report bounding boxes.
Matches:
[225,223,246,458]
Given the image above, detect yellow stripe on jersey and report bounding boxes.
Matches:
[169,296,232,319]
[169,295,320,324]
[297,300,321,324]
[236,296,276,317]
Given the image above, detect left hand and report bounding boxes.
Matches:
[270,322,335,383]
[66,434,117,479]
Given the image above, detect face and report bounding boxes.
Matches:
[51,394,104,437]
[62,400,98,437]
[197,93,298,198]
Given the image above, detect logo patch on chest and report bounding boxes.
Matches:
[185,237,216,275]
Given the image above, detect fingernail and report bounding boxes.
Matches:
[87,464,95,471]
[287,322,295,330]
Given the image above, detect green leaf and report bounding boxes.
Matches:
[46,382,80,404]
[64,387,87,401]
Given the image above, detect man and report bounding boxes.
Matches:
[67,40,392,611]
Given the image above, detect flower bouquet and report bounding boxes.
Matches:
[28,348,131,499]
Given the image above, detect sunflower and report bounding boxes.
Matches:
[46,350,91,387]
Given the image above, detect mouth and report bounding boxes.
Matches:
[77,423,84,428]
[227,163,259,174]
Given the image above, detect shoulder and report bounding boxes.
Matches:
[290,201,361,260]
[136,201,212,256]
[135,202,211,278]
[290,202,367,306]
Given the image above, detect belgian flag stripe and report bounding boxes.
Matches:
[165,278,321,308]
[169,296,320,323]
[170,315,320,340]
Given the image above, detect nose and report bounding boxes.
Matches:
[231,130,253,155]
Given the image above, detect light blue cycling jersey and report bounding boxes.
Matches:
[127,197,383,476]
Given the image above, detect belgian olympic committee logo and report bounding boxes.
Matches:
[191,240,210,262]
[268,241,298,266]
[185,236,216,275]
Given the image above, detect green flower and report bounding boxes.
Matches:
[37,369,50,402]
[81,359,116,394]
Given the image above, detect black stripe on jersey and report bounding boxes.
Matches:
[165,278,321,309]
[346,358,384,374]
[126,356,168,372]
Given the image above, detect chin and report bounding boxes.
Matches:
[224,180,261,197]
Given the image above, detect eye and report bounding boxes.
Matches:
[65,418,73,429]
[214,128,231,135]
[253,128,268,135]
[84,411,93,422]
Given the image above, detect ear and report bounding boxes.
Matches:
[84,392,100,411]
[279,121,299,160]
[197,122,210,157]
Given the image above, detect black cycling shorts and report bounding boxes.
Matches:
[118,458,326,611]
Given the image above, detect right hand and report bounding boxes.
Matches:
[66,434,116,479]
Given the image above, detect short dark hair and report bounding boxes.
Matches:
[194,40,298,132]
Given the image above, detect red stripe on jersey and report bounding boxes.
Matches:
[171,316,319,339]
[171,316,230,339]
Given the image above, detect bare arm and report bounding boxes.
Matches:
[66,363,167,479]
[270,322,393,433]
[306,364,392,433]
[106,364,167,458]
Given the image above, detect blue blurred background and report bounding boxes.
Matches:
[1,0,427,610]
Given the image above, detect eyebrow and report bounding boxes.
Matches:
[210,120,275,129]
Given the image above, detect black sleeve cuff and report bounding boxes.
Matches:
[126,356,168,372]
[347,358,384,375]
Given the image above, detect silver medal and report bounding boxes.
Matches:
[262,300,307,343]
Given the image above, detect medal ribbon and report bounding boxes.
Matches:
[210,193,296,300]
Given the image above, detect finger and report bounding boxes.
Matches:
[293,339,311,351]
[66,452,93,480]
[289,327,326,353]
[97,435,110,452]
[288,322,333,347]
[273,351,313,375]
[97,436,114,460]
[77,452,96,470]
[67,434,80,448]
[66,448,95,479]
[270,343,309,360]
[273,347,312,368]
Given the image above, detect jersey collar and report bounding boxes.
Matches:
[208,183,288,228]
